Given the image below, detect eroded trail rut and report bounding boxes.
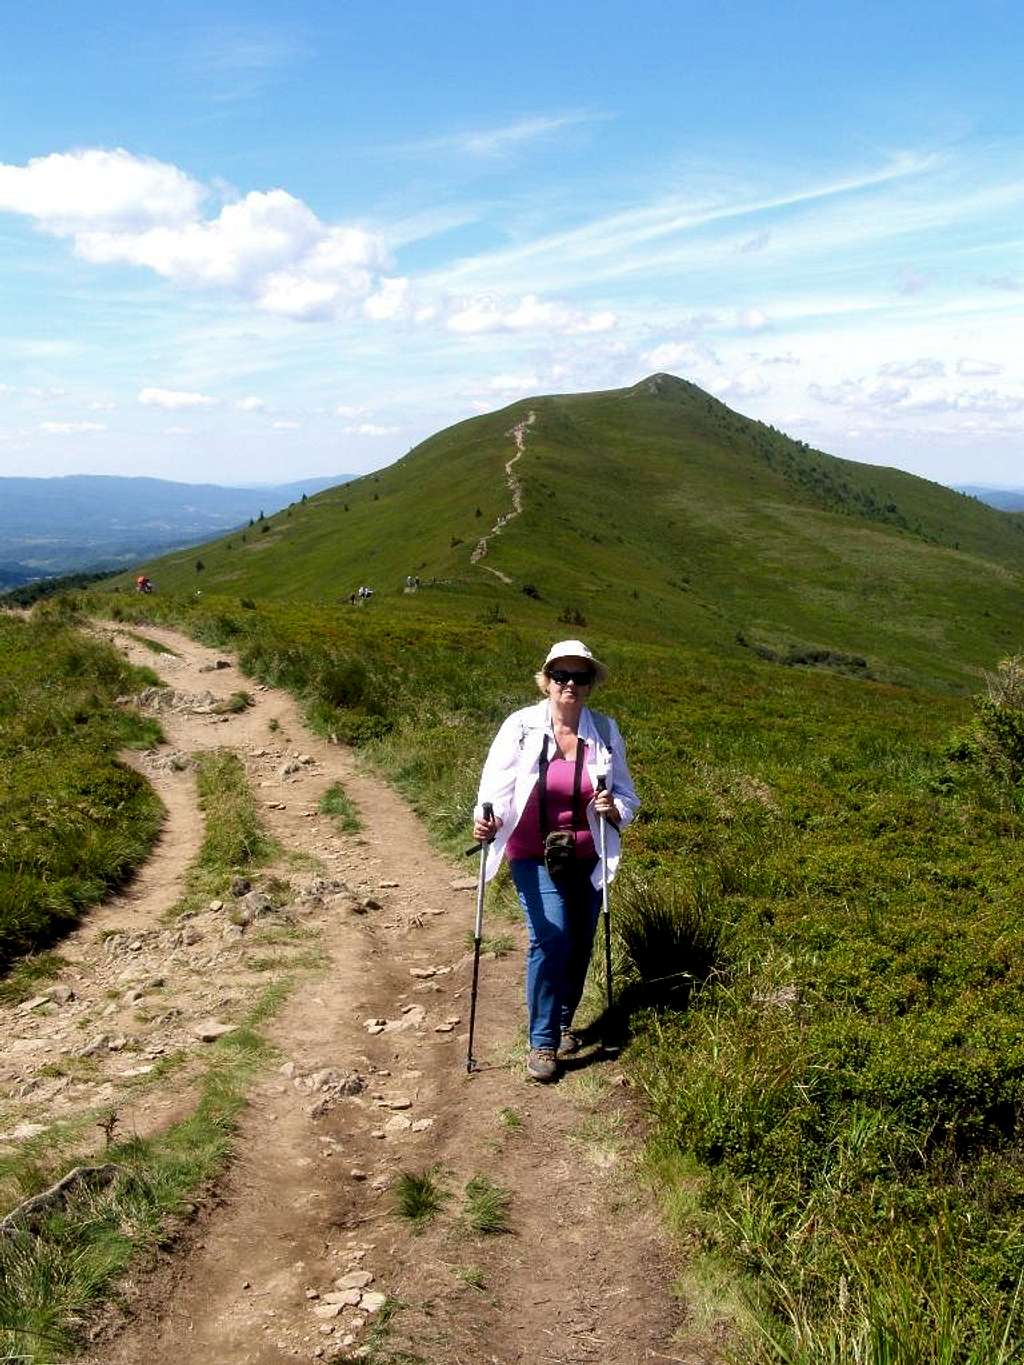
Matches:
[8,624,698,1364]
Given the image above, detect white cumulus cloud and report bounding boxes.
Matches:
[335,403,368,418]
[235,396,265,411]
[0,149,390,322]
[0,148,203,235]
[446,292,615,335]
[879,358,945,379]
[808,379,910,409]
[342,422,399,436]
[957,358,1002,377]
[138,387,216,409]
[39,420,106,435]
[271,420,301,430]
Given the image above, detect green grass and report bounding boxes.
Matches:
[318,780,363,832]
[463,930,514,958]
[0,952,68,1006]
[0,983,289,1363]
[461,1175,512,1235]
[392,1169,447,1231]
[0,607,163,967]
[172,749,277,915]
[123,630,177,656]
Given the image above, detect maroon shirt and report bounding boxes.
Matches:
[505,752,596,861]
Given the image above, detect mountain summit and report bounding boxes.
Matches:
[122,375,1024,687]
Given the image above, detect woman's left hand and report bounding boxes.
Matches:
[594,787,620,825]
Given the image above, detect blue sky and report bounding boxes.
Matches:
[1,0,1021,486]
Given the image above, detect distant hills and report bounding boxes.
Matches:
[113,374,1024,690]
[0,473,353,586]
[956,484,1024,512]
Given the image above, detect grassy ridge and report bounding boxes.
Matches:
[114,374,1024,691]
[82,587,1024,1355]
[0,606,163,964]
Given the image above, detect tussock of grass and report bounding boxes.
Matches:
[392,1169,446,1230]
[318,781,363,833]
[461,1175,512,1235]
[172,749,276,914]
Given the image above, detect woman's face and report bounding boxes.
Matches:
[545,655,594,705]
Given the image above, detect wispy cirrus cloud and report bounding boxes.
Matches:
[395,111,603,159]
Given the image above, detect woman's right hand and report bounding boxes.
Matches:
[473,812,502,842]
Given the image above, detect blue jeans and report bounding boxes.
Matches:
[510,859,601,1050]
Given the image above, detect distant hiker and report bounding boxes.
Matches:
[404,574,420,592]
[135,575,153,594]
[356,585,374,602]
[472,640,639,1083]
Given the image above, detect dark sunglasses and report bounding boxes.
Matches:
[548,668,594,686]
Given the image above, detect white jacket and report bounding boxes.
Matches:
[474,700,640,889]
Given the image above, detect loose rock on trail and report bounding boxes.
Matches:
[3,620,707,1364]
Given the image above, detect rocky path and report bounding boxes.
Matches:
[471,410,534,581]
[1,622,706,1364]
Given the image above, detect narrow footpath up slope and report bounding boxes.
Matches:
[32,623,702,1365]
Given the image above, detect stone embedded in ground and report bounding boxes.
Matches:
[335,1271,374,1291]
[379,880,399,888]
[0,1122,47,1141]
[410,1118,433,1133]
[181,925,203,945]
[306,1289,320,1300]
[230,876,251,897]
[408,967,435,979]
[323,1288,363,1307]
[279,760,302,778]
[363,1019,386,1034]
[193,1019,237,1042]
[383,1114,412,1136]
[349,1169,368,1181]
[312,1303,344,1320]
[450,878,478,891]
[44,985,74,1006]
[359,1291,386,1313]
[378,1095,412,1110]
[445,1016,462,1025]
[434,1024,454,1033]
[16,996,49,1014]
[362,897,382,911]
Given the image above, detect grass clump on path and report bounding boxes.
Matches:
[318,780,363,832]
[461,1175,512,1235]
[392,1169,447,1231]
[0,609,163,967]
[173,749,277,914]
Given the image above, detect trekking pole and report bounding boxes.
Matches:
[465,801,494,1074]
[597,776,615,1045]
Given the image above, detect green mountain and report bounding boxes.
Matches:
[119,374,1024,689]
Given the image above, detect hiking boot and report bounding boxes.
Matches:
[557,1029,582,1059]
[526,1047,558,1082]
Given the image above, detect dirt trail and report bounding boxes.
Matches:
[2,622,708,1364]
[471,411,534,580]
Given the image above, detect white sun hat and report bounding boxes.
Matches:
[543,639,608,684]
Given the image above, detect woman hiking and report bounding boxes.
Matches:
[473,640,639,1082]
